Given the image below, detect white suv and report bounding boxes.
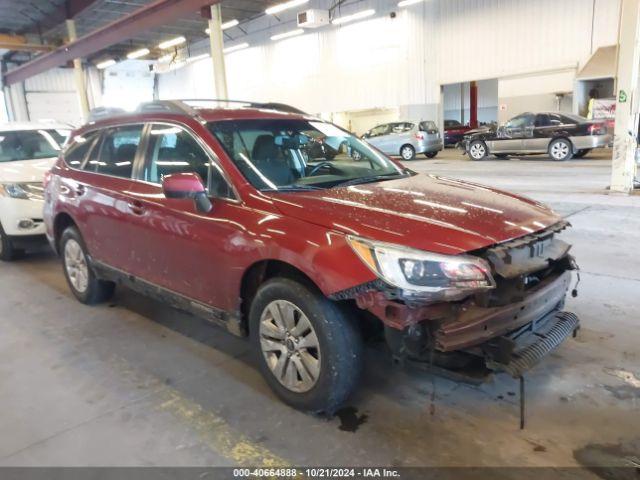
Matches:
[0,123,70,260]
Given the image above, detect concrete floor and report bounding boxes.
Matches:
[0,148,638,469]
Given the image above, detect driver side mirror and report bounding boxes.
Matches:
[162,172,212,214]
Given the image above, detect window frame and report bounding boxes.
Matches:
[62,130,103,169]
[135,121,238,202]
[81,123,145,180]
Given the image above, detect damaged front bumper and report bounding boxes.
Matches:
[332,221,580,380]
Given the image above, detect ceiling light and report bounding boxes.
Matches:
[158,36,186,50]
[332,9,376,25]
[96,59,116,69]
[270,29,304,41]
[205,19,239,34]
[224,43,250,53]
[187,53,210,63]
[222,19,239,29]
[266,0,309,15]
[398,0,424,6]
[126,48,150,60]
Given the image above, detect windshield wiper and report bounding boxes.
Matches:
[263,184,323,192]
[332,173,407,188]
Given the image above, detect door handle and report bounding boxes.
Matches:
[127,200,145,215]
[75,185,86,196]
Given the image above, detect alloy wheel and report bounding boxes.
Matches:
[401,146,414,160]
[259,300,321,393]
[550,141,570,160]
[469,142,486,160]
[64,239,89,293]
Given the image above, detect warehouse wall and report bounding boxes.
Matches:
[157,0,620,118]
[4,66,102,126]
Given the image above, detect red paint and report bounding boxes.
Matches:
[470,81,478,129]
[162,172,206,196]
[44,108,563,326]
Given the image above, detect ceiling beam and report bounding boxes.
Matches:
[0,33,54,53]
[4,0,220,86]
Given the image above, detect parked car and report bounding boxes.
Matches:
[0,122,70,260]
[443,119,472,146]
[461,112,612,161]
[44,100,580,414]
[362,121,442,160]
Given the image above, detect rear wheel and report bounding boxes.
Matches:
[468,140,488,160]
[0,224,18,262]
[424,152,438,159]
[61,227,115,304]
[250,278,363,414]
[549,138,573,161]
[400,144,416,160]
[573,149,591,159]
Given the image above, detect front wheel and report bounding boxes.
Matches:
[0,224,20,262]
[424,152,438,159]
[61,227,115,304]
[250,278,363,414]
[549,138,573,161]
[468,140,488,160]
[400,145,416,160]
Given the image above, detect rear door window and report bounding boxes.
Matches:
[89,125,143,178]
[64,131,101,168]
[420,121,437,133]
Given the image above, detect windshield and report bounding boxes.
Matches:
[208,119,406,191]
[0,129,69,163]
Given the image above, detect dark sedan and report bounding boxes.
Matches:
[443,119,472,146]
[460,112,612,161]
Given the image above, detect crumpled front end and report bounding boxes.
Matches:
[332,221,580,379]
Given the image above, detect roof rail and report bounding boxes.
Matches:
[147,99,308,115]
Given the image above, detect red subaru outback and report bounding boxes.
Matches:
[44,100,579,413]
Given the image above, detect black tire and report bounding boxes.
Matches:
[468,140,488,160]
[60,226,115,305]
[573,149,591,159]
[249,278,363,414]
[400,144,416,161]
[548,138,573,161]
[424,152,438,159]
[0,223,18,262]
[494,154,509,159]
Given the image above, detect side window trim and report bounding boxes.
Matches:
[138,121,238,202]
[80,130,104,171]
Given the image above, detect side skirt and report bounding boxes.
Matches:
[90,259,246,337]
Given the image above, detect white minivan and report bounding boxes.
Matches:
[0,123,70,260]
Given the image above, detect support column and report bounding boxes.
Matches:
[470,81,478,129]
[66,19,90,122]
[208,4,228,99]
[610,0,640,193]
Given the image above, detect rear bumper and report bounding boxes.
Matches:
[571,134,612,150]
[417,139,443,153]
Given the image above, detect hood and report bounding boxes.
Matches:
[0,157,57,183]
[269,174,562,255]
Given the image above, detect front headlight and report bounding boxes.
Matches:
[348,236,495,302]
[0,183,29,200]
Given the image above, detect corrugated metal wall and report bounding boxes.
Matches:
[158,0,620,115]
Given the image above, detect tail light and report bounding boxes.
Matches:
[414,133,425,140]
[588,123,606,135]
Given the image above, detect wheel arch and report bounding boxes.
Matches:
[239,259,321,333]
[53,212,78,253]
